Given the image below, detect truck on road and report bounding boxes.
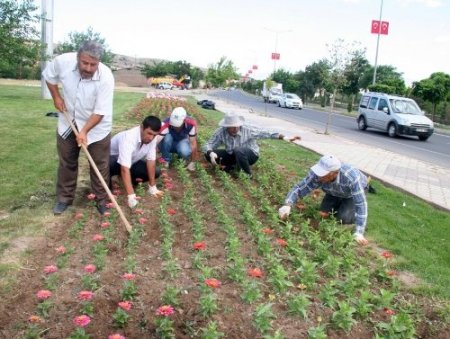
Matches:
[262,81,283,103]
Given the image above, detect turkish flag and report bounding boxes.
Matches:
[380,21,389,35]
[371,20,389,35]
[248,70,252,74]
[252,65,258,70]
[271,53,280,60]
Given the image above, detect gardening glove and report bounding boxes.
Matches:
[282,135,301,142]
[148,185,164,198]
[278,205,291,220]
[353,233,369,245]
[209,152,218,166]
[127,194,139,208]
[187,161,195,172]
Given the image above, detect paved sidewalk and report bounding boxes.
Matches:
[198,94,450,212]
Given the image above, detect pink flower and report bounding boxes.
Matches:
[103,211,111,217]
[113,189,122,196]
[122,273,136,280]
[134,208,144,215]
[73,315,91,327]
[74,212,84,220]
[167,208,176,215]
[384,308,396,316]
[78,291,94,301]
[36,290,52,300]
[92,234,104,241]
[205,278,221,288]
[118,301,132,311]
[156,305,175,316]
[100,221,110,228]
[108,334,126,339]
[158,158,167,164]
[105,202,115,209]
[55,246,66,254]
[84,264,96,274]
[28,315,43,323]
[87,193,96,201]
[138,217,147,225]
[43,265,58,274]
[165,182,174,190]
[193,242,206,251]
[136,178,143,183]
[381,251,393,259]
[262,228,274,235]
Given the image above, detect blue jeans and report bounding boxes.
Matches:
[160,134,192,162]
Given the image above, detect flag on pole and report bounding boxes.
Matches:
[271,53,280,60]
[371,20,389,35]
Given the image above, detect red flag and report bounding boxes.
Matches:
[252,65,258,70]
[248,70,252,74]
[371,20,389,35]
[380,21,389,35]
[271,53,280,60]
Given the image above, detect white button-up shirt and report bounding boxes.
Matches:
[42,52,114,144]
[110,126,159,168]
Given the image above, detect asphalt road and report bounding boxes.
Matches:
[209,90,450,169]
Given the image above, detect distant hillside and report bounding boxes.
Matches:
[111,54,163,87]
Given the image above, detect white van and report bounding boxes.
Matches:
[357,92,434,141]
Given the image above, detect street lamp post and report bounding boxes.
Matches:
[41,0,54,99]
[372,0,384,85]
[264,28,292,73]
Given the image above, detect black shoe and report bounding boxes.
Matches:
[53,202,69,215]
[368,185,377,194]
[97,204,110,215]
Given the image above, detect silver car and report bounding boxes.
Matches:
[278,93,303,109]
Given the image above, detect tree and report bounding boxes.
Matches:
[303,59,331,102]
[411,72,450,121]
[342,54,370,111]
[360,65,406,95]
[141,61,171,78]
[294,70,315,103]
[54,27,114,66]
[0,0,42,78]
[205,56,239,88]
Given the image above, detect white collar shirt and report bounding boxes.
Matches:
[110,126,158,168]
[42,52,114,144]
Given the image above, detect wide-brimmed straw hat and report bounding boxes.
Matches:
[219,113,245,127]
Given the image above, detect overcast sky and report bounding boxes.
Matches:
[39,0,449,85]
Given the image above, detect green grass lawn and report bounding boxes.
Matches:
[0,84,449,301]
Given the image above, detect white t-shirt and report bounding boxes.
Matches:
[42,52,114,144]
[110,126,159,168]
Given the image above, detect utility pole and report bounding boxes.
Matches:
[372,0,384,85]
[264,28,292,74]
[41,0,54,99]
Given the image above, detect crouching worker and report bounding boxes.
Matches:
[278,155,369,245]
[110,115,164,208]
[203,113,300,177]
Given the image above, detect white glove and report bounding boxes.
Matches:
[353,233,369,245]
[283,136,291,142]
[209,152,218,166]
[127,194,139,208]
[187,161,195,171]
[278,205,291,220]
[148,185,164,197]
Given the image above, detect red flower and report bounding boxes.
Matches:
[158,158,167,164]
[78,291,94,301]
[165,182,174,190]
[136,178,143,183]
[36,290,52,300]
[100,221,110,229]
[162,177,172,183]
[108,334,126,339]
[276,238,288,247]
[134,208,144,215]
[139,217,147,225]
[118,301,132,311]
[384,308,396,316]
[386,270,396,277]
[205,278,221,288]
[73,315,91,327]
[122,273,136,280]
[193,241,206,251]
[103,211,111,217]
[74,212,84,220]
[105,202,115,209]
[86,193,96,201]
[28,315,42,323]
[92,234,104,241]
[247,268,263,278]
[262,228,274,234]
[84,264,96,274]
[156,305,175,316]
[381,251,393,259]
[43,265,58,274]
[55,246,66,254]
[167,208,176,215]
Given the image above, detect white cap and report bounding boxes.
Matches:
[311,155,341,177]
[170,107,187,127]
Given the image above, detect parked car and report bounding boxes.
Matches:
[197,99,215,110]
[357,92,434,141]
[157,82,174,90]
[278,93,303,109]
